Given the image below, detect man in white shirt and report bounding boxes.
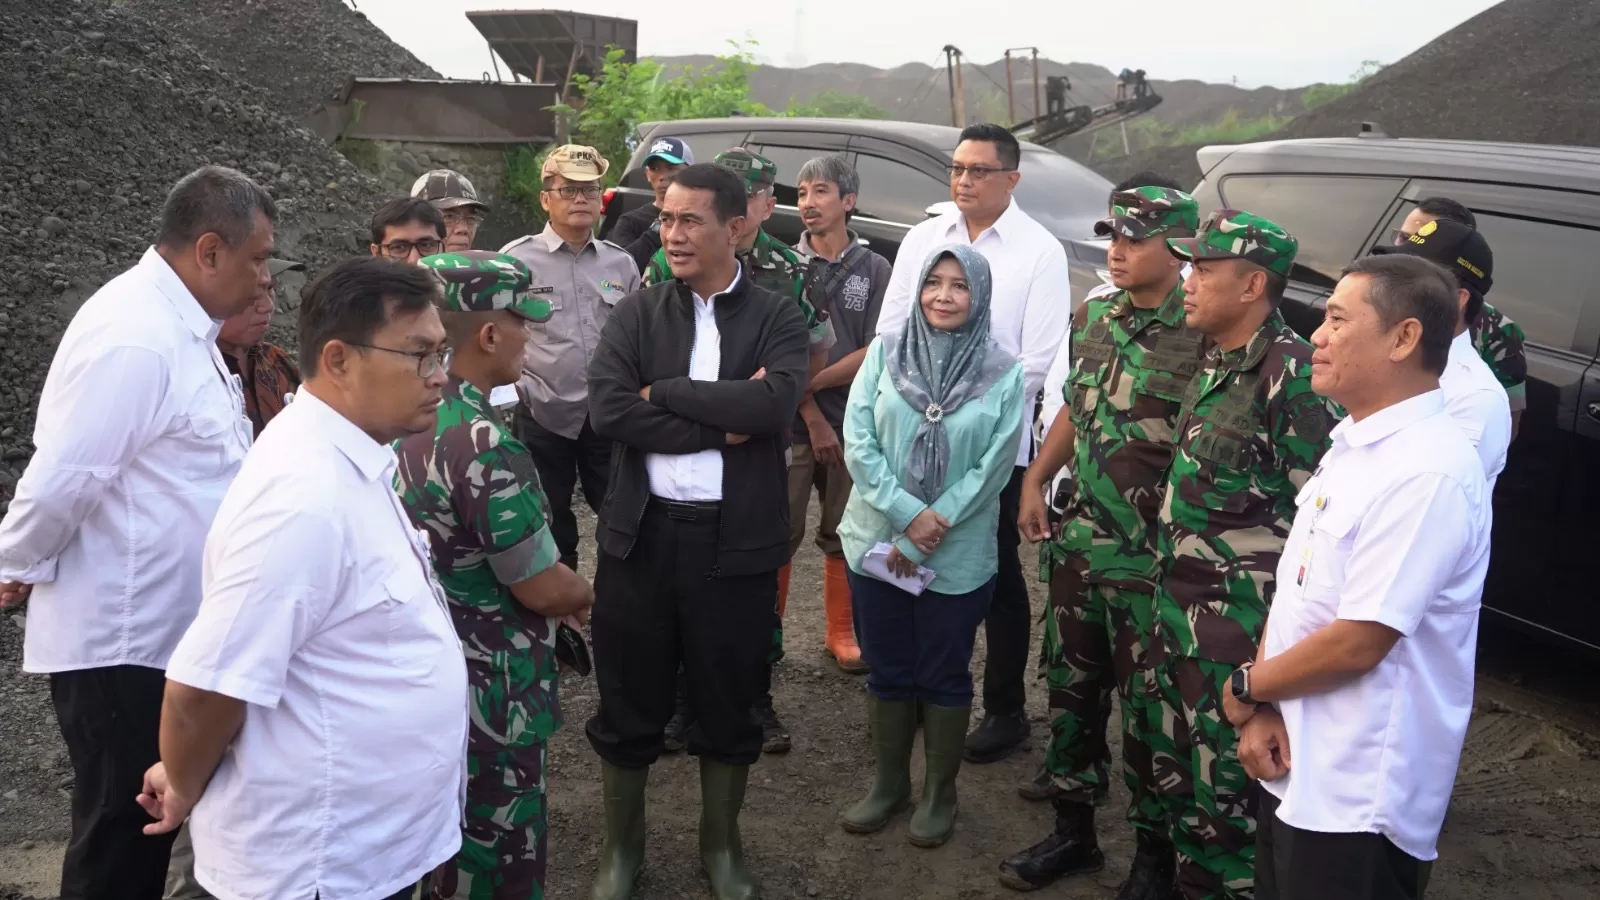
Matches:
[1370,216,1511,484]
[1221,255,1491,900]
[584,164,810,900]
[137,258,469,900]
[0,166,273,900]
[879,123,1073,763]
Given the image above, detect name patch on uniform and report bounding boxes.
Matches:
[600,280,626,293]
[529,285,556,295]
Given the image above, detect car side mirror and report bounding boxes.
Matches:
[925,200,957,220]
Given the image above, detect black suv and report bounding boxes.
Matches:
[1187,132,1600,652]
[598,116,1114,305]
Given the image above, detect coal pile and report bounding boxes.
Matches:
[1272,0,1600,145]
[1092,0,1600,191]
[123,0,439,118]
[0,0,404,510]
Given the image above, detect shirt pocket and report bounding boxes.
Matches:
[177,381,248,481]
[381,564,448,682]
[1298,506,1357,629]
[1067,367,1103,422]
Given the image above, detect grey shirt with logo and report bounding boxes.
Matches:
[793,230,891,441]
[500,225,641,439]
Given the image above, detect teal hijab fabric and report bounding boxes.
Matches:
[883,244,1018,502]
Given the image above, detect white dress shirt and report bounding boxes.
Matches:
[1439,329,1512,485]
[1260,390,1490,862]
[165,390,468,900]
[0,247,250,673]
[645,269,742,501]
[878,198,1073,467]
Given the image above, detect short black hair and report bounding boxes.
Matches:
[670,163,748,224]
[1112,170,1182,195]
[1340,255,1457,376]
[1263,269,1288,305]
[1415,197,1476,229]
[1462,286,1486,326]
[369,197,446,246]
[156,165,277,248]
[957,123,1021,171]
[298,257,441,379]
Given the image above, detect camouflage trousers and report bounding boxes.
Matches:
[1043,561,1166,836]
[1148,653,1258,900]
[430,742,549,900]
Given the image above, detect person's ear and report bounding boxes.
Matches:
[1004,169,1021,192]
[842,193,857,215]
[321,340,354,382]
[1389,317,1424,364]
[195,232,225,275]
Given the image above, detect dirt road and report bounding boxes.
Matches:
[3,506,1599,899]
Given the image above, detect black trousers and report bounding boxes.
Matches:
[50,664,178,900]
[586,499,778,768]
[514,406,611,570]
[980,466,1031,716]
[1256,790,1433,900]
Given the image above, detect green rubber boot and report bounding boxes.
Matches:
[840,696,917,833]
[699,758,759,900]
[909,703,970,848]
[588,762,649,900]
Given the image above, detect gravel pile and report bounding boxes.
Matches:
[1093,0,1600,190]
[122,0,439,118]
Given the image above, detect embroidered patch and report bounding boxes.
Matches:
[841,274,870,311]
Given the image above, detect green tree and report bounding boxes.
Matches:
[1303,59,1384,110]
[782,90,890,119]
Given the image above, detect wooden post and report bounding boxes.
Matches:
[1005,51,1015,124]
[952,48,967,127]
[1032,48,1041,121]
[944,46,958,127]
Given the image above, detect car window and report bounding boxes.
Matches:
[1219,174,1407,286]
[1380,203,1599,350]
[748,144,833,207]
[1013,149,1112,241]
[851,154,951,225]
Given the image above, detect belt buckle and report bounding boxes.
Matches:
[665,501,697,522]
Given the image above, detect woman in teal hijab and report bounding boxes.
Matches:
[836,244,1024,848]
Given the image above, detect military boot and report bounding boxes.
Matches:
[996,798,1104,892]
[588,762,649,900]
[839,696,917,833]
[1113,830,1176,900]
[907,702,968,848]
[699,758,758,900]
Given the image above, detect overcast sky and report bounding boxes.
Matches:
[360,0,1501,89]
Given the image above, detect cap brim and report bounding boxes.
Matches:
[510,296,554,324]
[1095,215,1168,240]
[431,196,490,212]
[1166,236,1206,261]
[644,152,686,166]
[267,258,306,277]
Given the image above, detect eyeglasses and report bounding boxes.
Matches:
[542,185,603,200]
[442,210,484,227]
[347,343,453,378]
[380,239,442,259]
[945,165,1016,181]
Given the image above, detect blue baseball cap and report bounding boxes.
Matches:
[643,136,693,166]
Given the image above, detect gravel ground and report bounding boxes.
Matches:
[4,505,1600,899]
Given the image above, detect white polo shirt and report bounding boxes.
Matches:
[644,268,741,501]
[1260,390,1490,862]
[879,198,1073,467]
[166,390,468,900]
[0,247,251,673]
[1439,329,1512,485]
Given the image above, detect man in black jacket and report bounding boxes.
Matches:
[606,136,693,272]
[584,163,809,900]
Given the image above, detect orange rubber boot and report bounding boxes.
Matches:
[776,563,791,619]
[824,556,869,674]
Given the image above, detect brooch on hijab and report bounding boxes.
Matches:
[924,402,944,424]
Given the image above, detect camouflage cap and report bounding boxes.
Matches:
[715,148,777,195]
[419,251,551,322]
[1167,209,1298,277]
[1094,187,1200,240]
[411,169,489,212]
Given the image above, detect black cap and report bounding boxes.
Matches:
[1371,217,1493,295]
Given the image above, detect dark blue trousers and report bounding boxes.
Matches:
[848,569,996,707]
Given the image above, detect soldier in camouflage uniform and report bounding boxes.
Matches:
[1000,188,1202,897]
[1152,212,1339,900]
[394,251,597,900]
[648,147,835,756]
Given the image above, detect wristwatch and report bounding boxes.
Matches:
[1229,663,1257,705]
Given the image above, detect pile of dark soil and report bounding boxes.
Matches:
[1092,0,1600,190]
[122,0,439,118]
[0,0,405,510]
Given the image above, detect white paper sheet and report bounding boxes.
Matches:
[861,541,938,595]
[488,384,520,408]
